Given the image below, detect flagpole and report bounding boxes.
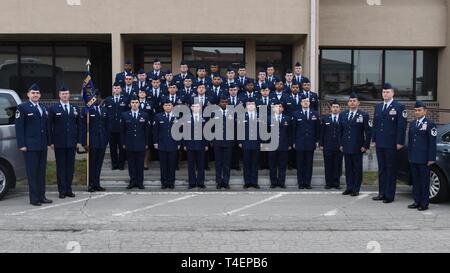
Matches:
[86,59,91,188]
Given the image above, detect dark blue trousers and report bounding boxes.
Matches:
[89,148,106,188]
[243,149,259,186]
[344,153,363,193]
[109,132,125,168]
[323,149,343,188]
[376,148,398,201]
[23,151,47,203]
[214,146,232,186]
[127,151,145,187]
[55,148,76,194]
[410,163,430,208]
[159,151,177,187]
[269,151,288,186]
[187,150,205,187]
[296,150,314,186]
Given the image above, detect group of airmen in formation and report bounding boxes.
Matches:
[15,59,437,211]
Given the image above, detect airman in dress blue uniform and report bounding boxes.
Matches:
[237,64,254,94]
[15,84,53,206]
[301,77,319,112]
[121,95,151,190]
[407,101,437,211]
[82,100,107,193]
[48,85,82,199]
[136,68,150,91]
[173,61,192,90]
[137,88,155,170]
[256,84,277,170]
[319,99,343,190]
[212,97,235,189]
[104,82,129,170]
[372,83,407,203]
[153,98,180,189]
[268,103,292,189]
[115,60,135,87]
[239,98,261,189]
[146,58,166,83]
[183,102,208,189]
[266,63,279,91]
[339,93,371,196]
[292,94,320,189]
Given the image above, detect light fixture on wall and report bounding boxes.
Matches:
[366,0,382,6]
[66,0,81,6]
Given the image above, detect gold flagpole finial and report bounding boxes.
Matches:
[86,59,91,72]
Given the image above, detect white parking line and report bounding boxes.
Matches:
[5,194,109,216]
[322,209,339,217]
[223,193,286,216]
[112,194,196,217]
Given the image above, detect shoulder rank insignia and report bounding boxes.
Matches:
[15,110,20,119]
[431,128,438,137]
[402,110,408,118]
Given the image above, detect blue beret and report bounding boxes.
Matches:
[220,94,229,101]
[246,98,256,104]
[153,58,160,63]
[266,63,274,69]
[129,94,139,101]
[197,65,206,71]
[226,66,234,72]
[180,61,188,66]
[228,83,237,89]
[139,86,147,92]
[59,84,69,92]
[260,84,269,90]
[125,60,132,65]
[295,62,302,67]
[212,73,222,78]
[245,79,254,85]
[331,99,339,105]
[210,62,219,66]
[302,77,311,84]
[349,92,359,99]
[165,69,172,74]
[275,78,282,83]
[168,81,177,87]
[383,83,393,90]
[239,64,246,69]
[258,69,266,74]
[197,81,206,87]
[285,69,293,74]
[151,76,160,81]
[28,83,40,91]
[113,82,121,87]
[137,68,146,74]
[415,100,427,108]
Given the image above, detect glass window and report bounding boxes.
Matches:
[319,49,352,100]
[0,93,18,125]
[256,45,292,79]
[135,43,172,73]
[442,132,450,143]
[0,46,19,91]
[385,50,414,100]
[353,50,383,100]
[183,42,245,76]
[55,46,89,96]
[20,46,54,99]
[416,50,437,101]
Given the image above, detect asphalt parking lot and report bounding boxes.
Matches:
[1,186,450,253]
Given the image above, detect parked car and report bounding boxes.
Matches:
[398,123,450,203]
[0,89,26,200]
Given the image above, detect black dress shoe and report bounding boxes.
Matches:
[41,198,53,204]
[144,166,149,170]
[59,194,66,199]
[270,185,277,189]
[168,185,175,189]
[342,190,352,195]
[223,185,230,189]
[88,187,96,192]
[243,185,250,189]
[188,186,196,189]
[95,186,106,192]
[325,185,333,190]
[383,199,393,204]
[372,196,384,201]
[30,202,42,206]
[351,192,360,197]
[418,206,429,211]
[408,203,419,209]
[305,185,312,190]
[280,185,286,189]
[199,185,206,189]
[126,184,134,190]
[254,185,260,189]
[161,185,167,189]
[298,185,305,189]
[66,193,76,198]
[334,186,342,190]
[216,185,222,189]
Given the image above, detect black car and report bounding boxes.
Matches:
[398,123,450,203]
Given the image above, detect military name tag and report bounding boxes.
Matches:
[421,123,428,130]
[108,105,112,108]
[159,121,164,123]
[389,109,397,116]
[120,103,126,107]
[146,106,151,110]
[325,122,330,125]
[139,118,145,122]
[27,113,34,116]
[56,113,62,116]
[357,117,363,123]
[311,116,317,120]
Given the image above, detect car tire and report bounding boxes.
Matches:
[0,162,14,201]
[429,165,449,204]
